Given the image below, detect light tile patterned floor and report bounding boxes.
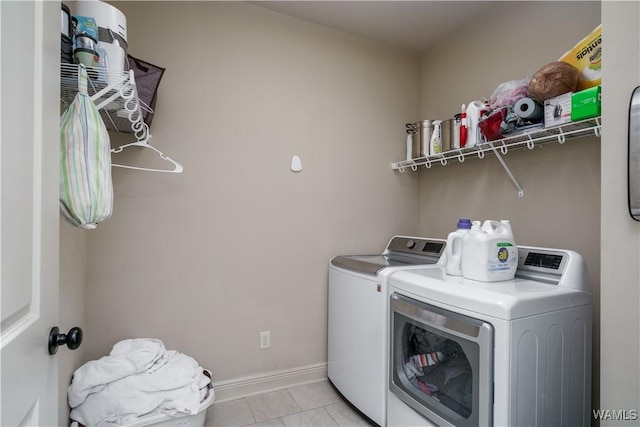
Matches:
[205,380,375,427]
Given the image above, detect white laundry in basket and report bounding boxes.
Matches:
[69,339,212,426]
[122,387,215,427]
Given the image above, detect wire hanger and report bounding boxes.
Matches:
[111,140,184,173]
[110,121,183,173]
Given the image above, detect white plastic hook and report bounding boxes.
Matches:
[456,149,465,163]
[123,96,138,113]
[478,150,485,159]
[501,143,508,155]
[119,83,135,101]
[290,155,302,172]
[527,134,535,150]
[557,128,566,144]
[440,157,447,166]
[128,108,141,123]
[411,163,418,171]
[131,119,144,133]
[133,122,149,142]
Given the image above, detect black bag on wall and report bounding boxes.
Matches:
[127,54,165,128]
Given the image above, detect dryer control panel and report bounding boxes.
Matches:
[515,246,588,292]
[523,252,564,270]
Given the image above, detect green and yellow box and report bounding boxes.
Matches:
[571,86,601,121]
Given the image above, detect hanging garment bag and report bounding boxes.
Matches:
[60,65,113,229]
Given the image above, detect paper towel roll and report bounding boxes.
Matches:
[514,97,544,120]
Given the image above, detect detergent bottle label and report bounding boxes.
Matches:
[487,242,517,274]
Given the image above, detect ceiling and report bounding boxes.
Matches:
[249,1,502,52]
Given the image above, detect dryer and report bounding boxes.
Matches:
[328,236,446,426]
[387,246,592,427]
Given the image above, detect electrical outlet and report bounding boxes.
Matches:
[260,331,271,349]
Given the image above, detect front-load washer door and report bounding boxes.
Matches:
[389,293,494,427]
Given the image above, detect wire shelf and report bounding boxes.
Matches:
[60,63,182,173]
[60,63,151,142]
[391,117,601,172]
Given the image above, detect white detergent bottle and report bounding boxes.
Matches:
[461,221,484,279]
[465,100,490,147]
[462,219,517,282]
[445,218,472,276]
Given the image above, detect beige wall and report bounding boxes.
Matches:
[416,0,602,407]
[600,1,640,423]
[81,1,421,384]
[63,1,640,419]
[58,222,87,426]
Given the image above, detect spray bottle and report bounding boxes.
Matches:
[430,120,443,154]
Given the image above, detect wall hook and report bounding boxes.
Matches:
[290,155,302,172]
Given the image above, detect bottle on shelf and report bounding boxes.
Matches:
[465,100,490,147]
[430,120,443,154]
[459,104,468,148]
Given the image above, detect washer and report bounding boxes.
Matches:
[328,236,446,426]
[387,246,592,427]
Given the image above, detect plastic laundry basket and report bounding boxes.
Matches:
[122,387,215,427]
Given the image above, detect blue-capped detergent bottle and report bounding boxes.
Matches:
[461,221,484,279]
[445,218,472,276]
[462,219,517,282]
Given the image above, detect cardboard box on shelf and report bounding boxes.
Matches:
[571,86,601,121]
[544,92,572,128]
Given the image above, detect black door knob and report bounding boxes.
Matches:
[48,326,83,355]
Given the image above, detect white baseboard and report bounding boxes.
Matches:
[212,362,328,403]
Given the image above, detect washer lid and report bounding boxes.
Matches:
[330,236,446,276]
[331,254,422,275]
[389,267,592,320]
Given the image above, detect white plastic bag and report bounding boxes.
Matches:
[60,66,113,229]
[489,79,529,109]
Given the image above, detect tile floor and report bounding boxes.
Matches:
[205,380,376,427]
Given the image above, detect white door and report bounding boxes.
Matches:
[1,1,61,426]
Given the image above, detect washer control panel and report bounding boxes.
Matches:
[387,236,445,259]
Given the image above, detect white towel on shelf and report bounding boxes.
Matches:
[68,339,211,426]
